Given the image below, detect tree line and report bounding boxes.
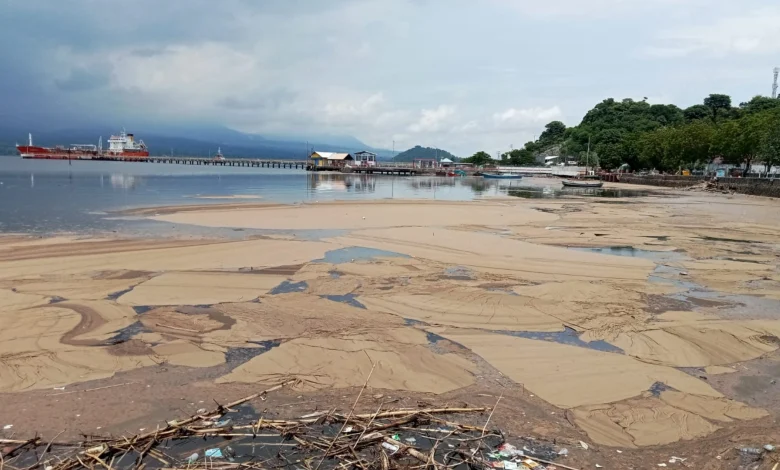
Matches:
[463,94,780,173]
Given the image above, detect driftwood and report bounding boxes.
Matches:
[0,380,574,470]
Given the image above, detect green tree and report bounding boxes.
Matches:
[676,120,715,168]
[638,126,678,171]
[501,149,537,166]
[703,94,732,122]
[739,96,780,115]
[684,104,711,122]
[538,121,567,146]
[463,151,494,166]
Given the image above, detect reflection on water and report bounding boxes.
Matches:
[0,158,653,233]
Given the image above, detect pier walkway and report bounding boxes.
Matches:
[147,157,309,169]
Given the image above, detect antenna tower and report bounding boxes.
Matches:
[774,67,779,99]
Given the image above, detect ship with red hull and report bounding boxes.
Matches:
[16,130,149,160]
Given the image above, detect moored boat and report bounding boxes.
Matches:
[482,173,522,180]
[562,179,603,188]
[17,130,149,159]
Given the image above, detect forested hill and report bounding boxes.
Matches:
[462,94,780,172]
[393,145,458,162]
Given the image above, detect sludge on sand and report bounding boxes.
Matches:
[1,195,780,468]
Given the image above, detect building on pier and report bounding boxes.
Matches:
[353,151,377,167]
[309,151,353,168]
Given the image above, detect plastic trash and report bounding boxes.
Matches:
[503,461,518,470]
[669,457,686,463]
[522,460,540,469]
[3,425,12,430]
[86,445,107,456]
[205,448,224,459]
[498,443,520,457]
[740,447,764,455]
[186,453,198,464]
[405,437,416,444]
[344,426,353,433]
[558,448,568,456]
[215,419,232,428]
[391,434,400,441]
[196,408,207,414]
[579,441,589,450]
[765,444,776,452]
[381,442,399,454]
[658,464,667,467]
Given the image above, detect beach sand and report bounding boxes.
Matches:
[1,194,780,466]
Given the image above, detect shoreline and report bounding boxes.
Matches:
[1,190,779,467]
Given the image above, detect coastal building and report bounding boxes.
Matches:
[353,151,377,166]
[414,158,439,169]
[309,151,354,168]
[440,157,454,168]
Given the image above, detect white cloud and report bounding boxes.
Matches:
[646,7,780,57]
[6,0,780,156]
[325,93,386,119]
[493,106,562,129]
[408,105,457,133]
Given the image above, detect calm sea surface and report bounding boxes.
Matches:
[0,157,648,235]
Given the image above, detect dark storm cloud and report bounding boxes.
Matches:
[55,68,111,92]
[218,89,299,111]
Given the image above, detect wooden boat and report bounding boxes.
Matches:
[483,173,522,180]
[562,179,603,188]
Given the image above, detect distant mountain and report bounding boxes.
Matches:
[393,146,458,163]
[0,124,393,159]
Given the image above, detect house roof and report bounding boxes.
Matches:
[545,155,562,161]
[311,152,352,160]
[440,158,453,163]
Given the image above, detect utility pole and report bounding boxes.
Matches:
[773,67,779,99]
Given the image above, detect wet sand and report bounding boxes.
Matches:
[1,194,780,467]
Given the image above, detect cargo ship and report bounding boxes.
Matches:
[16,130,149,160]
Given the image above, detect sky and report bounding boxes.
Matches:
[1,0,779,156]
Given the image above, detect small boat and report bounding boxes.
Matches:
[483,173,523,180]
[562,179,603,188]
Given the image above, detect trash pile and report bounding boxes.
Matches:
[0,381,572,470]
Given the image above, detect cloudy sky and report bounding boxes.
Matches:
[1,0,778,155]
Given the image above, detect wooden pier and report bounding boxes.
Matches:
[312,165,423,175]
[147,157,309,169]
[29,155,447,174]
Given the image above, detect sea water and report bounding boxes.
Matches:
[0,157,650,234]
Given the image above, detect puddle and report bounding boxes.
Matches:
[133,306,153,314]
[106,286,135,300]
[642,235,670,241]
[226,340,281,366]
[712,257,768,264]
[269,280,309,295]
[288,229,348,241]
[698,236,763,244]
[320,294,366,309]
[499,327,624,353]
[404,318,430,327]
[571,246,685,262]
[485,287,519,295]
[650,265,780,319]
[329,270,343,279]
[649,381,675,397]
[106,321,149,345]
[315,246,409,264]
[443,266,475,281]
[508,188,653,200]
